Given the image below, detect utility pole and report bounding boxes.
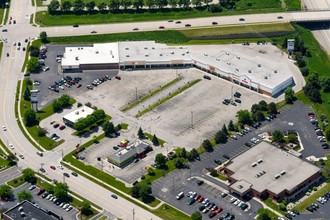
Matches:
[191,111,194,129]
[135,87,138,101]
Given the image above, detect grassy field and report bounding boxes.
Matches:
[284,0,301,10]
[153,204,190,220]
[139,160,176,185]
[144,132,166,147]
[136,79,201,117]
[235,0,281,10]
[179,22,295,39]
[121,77,182,112]
[258,208,279,220]
[7,176,26,188]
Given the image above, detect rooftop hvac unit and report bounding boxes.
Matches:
[126,55,130,57]
[236,56,240,59]
[227,62,231,65]
[78,48,80,50]
[251,162,257,167]
[280,170,286,175]
[18,207,23,212]
[274,69,277,73]
[75,111,79,115]
[226,52,229,55]
[235,68,239,72]
[204,53,208,56]
[258,64,261,67]
[152,47,155,49]
[171,51,174,54]
[96,51,99,54]
[181,53,185,56]
[159,53,163,56]
[145,54,149,57]
[237,185,243,189]
[248,69,252,73]
[75,56,79,60]
[256,174,260,178]
[20,212,26,217]
[264,76,268,79]
[117,152,122,155]
[179,47,183,49]
[186,51,189,54]
[216,58,220,61]
[81,109,84,112]
[275,174,280,179]
[144,47,148,49]
[257,159,263,163]
[125,47,129,50]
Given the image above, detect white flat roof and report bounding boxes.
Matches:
[188,44,292,90]
[227,142,320,195]
[62,43,119,67]
[118,41,191,63]
[63,106,94,123]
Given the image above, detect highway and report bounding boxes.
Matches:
[0,1,330,219]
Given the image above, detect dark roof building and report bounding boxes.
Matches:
[2,200,63,220]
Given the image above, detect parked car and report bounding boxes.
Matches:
[223,155,230,160]
[63,173,70,177]
[71,172,78,177]
[196,179,204,186]
[187,197,195,205]
[59,125,66,130]
[111,194,118,199]
[203,75,211,80]
[115,75,121,80]
[53,123,60,128]
[212,21,218,25]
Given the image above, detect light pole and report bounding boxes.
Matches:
[135,87,138,101]
[191,111,194,129]
[172,176,175,189]
[132,208,135,220]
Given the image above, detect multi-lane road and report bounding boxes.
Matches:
[1,1,330,219]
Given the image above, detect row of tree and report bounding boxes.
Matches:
[47,0,238,15]
[74,109,106,131]
[52,94,72,112]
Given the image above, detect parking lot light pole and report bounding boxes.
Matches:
[135,87,138,101]
[172,176,175,189]
[191,111,194,129]
[132,208,135,220]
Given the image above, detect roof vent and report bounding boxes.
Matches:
[126,55,130,57]
[280,170,286,175]
[248,69,252,73]
[264,76,268,79]
[144,47,148,49]
[78,47,80,50]
[18,207,23,212]
[257,159,263,163]
[258,63,261,67]
[274,69,277,73]
[125,47,129,50]
[236,56,240,59]
[204,53,208,56]
[160,53,163,56]
[251,162,257,167]
[275,174,280,179]
[95,51,99,54]
[145,54,149,57]
[171,51,174,54]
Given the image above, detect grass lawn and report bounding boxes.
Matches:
[7,176,26,188]
[121,77,182,112]
[144,132,166,147]
[49,30,189,44]
[258,208,279,220]
[152,204,190,220]
[179,22,295,39]
[236,0,281,10]
[136,79,201,117]
[120,123,128,130]
[0,157,10,170]
[262,198,285,215]
[285,0,301,10]
[139,160,176,185]
[294,183,330,211]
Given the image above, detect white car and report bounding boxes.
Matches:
[230,197,237,203]
[234,199,240,206]
[2,125,6,131]
[57,165,64,170]
[202,198,209,204]
[9,144,14,149]
[63,203,69,209]
[28,185,36,190]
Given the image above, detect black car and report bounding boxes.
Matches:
[42,192,49,198]
[214,160,222,165]
[245,142,252,147]
[291,209,299,215]
[63,173,70,177]
[185,24,191,27]
[71,172,78,177]
[175,21,181,24]
[241,203,248,210]
[322,143,329,149]
[196,180,204,186]
[212,22,218,25]
[223,155,230,160]
[73,24,79,27]
[203,75,211,80]
[39,168,45,173]
[199,205,205,211]
[6,53,9,57]
[234,92,241,98]
[239,18,245,21]
[234,99,241,103]
[285,213,293,219]
[91,30,97,33]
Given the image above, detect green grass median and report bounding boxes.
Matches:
[136,79,201,117]
[7,176,26,188]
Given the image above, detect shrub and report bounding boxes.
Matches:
[148,168,155,176]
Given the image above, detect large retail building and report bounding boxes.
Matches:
[61,41,295,97]
[223,142,321,202]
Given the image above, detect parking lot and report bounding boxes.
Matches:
[0,182,78,220]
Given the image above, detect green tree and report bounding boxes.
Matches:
[109,0,120,11]
[17,190,33,202]
[52,100,62,112]
[54,183,70,202]
[228,120,235,131]
[174,157,184,168]
[39,31,48,44]
[6,154,17,166]
[61,0,72,11]
[168,0,177,8]
[97,2,107,11]
[120,0,132,9]
[320,77,330,92]
[103,121,115,136]
[139,185,152,201]
[23,86,31,101]
[288,134,298,143]
[73,0,85,13]
[222,124,229,135]
[325,126,330,141]
[131,185,140,198]
[145,0,156,9]
[190,148,199,160]
[181,147,187,158]
[138,127,145,139]
[236,110,252,125]
[258,100,268,111]
[285,87,295,104]
[29,45,40,57]
[48,0,60,14]
[267,102,277,114]
[215,130,227,144]
[251,104,260,115]
[132,0,144,9]
[81,201,93,216]
[24,109,36,127]
[85,0,96,12]
[202,139,213,152]
[191,0,202,7]
[58,94,71,107]
[152,134,159,146]
[22,168,36,183]
[253,111,265,122]
[0,185,13,199]
[273,130,284,142]
[191,211,202,220]
[257,212,271,220]
[27,57,39,73]
[155,154,166,168]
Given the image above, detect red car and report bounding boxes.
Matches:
[77,84,82,88]
[194,194,201,201]
[115,75,121,80]
[198,196,204,203]
[59,125,66,130]
[50,165,56,170]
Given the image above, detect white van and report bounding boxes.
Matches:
[176,192,184,200]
